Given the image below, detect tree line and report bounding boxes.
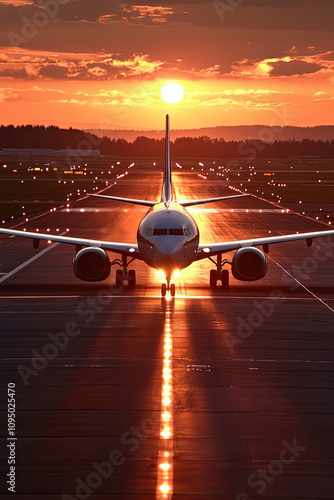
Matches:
[1,125,334,158]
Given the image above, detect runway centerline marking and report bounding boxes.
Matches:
[156,302,174,499]
[0,295,332,301]
[0,232,66,285]
[270,256,334,314]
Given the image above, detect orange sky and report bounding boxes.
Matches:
[0,1,333,130]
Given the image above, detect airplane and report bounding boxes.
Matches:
[0,114,334,297]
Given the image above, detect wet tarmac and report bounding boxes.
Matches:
[0,165,334,499]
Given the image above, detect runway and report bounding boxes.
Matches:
[1,163,334,499]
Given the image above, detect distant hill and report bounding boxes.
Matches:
[86,125,334,143]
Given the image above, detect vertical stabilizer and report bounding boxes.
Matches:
[161,114,173,206]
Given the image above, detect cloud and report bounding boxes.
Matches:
[98,5,179,24]
[191,64,222,78]
[0,84,160,109]
[0,85,275,111]
[1,46,334,83]
[0,87,19,101]
[230,52,334,79]
[270,60,324,77]
[0,85,65,102]
[0,0,333,34]
[191,88,291,97]
[194,98,285,111]
[184,88,292,111]
[0,0,189,25]
[0,0,33,4]
[0,48,170,79]
[39,64,71,78]
[311,91,334,103]
[0,0,333,90]
[0,1,42,28]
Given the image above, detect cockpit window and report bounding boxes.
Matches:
[152,228,185,236]
[146,228,153,237]
[153,228,168,235]
[184,228,191,237]
[169,228,184,235]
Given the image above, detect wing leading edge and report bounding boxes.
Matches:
[196,229,334,259]
[0,228,140,257]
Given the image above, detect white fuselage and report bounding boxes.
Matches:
[137,202,199,275]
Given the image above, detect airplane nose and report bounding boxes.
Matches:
[154,237,183,255]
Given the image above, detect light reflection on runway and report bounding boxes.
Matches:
[156,301,174,499]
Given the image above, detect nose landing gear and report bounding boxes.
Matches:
[161,276,176,297]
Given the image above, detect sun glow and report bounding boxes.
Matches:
[161,83,184,104]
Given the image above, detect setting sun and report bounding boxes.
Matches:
[161,83,184,104]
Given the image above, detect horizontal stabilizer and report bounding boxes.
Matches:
[88,193,155,207]
[180,193,249,207]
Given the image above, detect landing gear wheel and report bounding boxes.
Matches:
[128,269,136,287]
[116,269,123,287]
[221,269,229,288]
[170,283,176,297]
[210,269,217,287]
[161,283,167,297]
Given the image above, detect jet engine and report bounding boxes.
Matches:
[231,247,268,282]
[73,247,111,282]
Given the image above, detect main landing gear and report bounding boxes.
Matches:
[161,276,176,298]
[113,255,136,288]
[209,254,231,289]
[115,268,136,287]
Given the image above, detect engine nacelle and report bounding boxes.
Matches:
[232,247,268,282]
[73,247,111,282]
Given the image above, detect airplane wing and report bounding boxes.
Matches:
[88,192,249,207]
[196,229,334,259]
[88,193,155,207]
[180,193,249,207]
[0,228,141,258]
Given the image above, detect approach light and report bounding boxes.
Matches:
[159,485,171,493]
[160,463,170,470]
[161,428,171,438]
